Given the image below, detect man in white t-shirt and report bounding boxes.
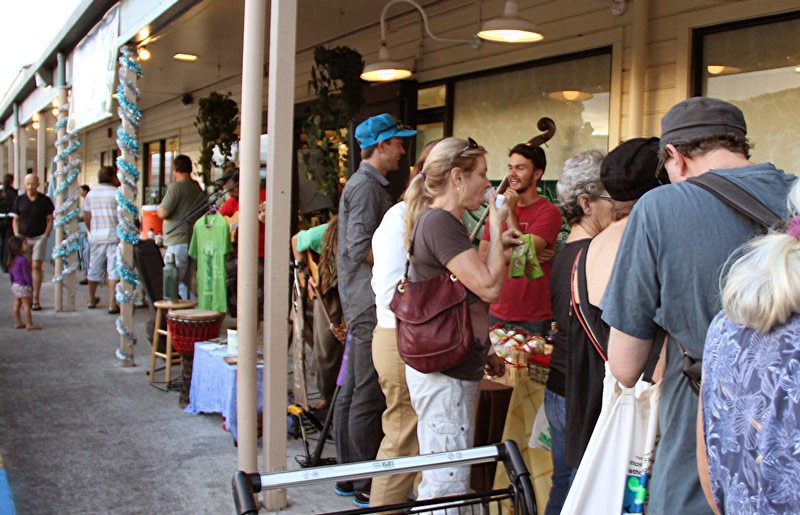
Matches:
[83,166,120,313]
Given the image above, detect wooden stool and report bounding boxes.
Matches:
[149,299,197,386]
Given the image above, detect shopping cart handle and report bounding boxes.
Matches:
[232,470,262,515]
[497,440,538,514]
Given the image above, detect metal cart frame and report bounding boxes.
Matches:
[233,440,536,514]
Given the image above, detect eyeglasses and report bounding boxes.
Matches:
[592,193,614,201]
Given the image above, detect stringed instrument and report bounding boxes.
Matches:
[223,201,266,243]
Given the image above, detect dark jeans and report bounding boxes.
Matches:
[544,388,576,515]
[333,308,385,494]
[489,315,551,336]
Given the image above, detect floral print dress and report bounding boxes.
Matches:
[702,312,800,514]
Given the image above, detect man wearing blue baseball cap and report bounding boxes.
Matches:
[334,113,416,507]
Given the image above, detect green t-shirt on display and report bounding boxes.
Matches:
[189,213,232,313]
[296,223,328,254]
[161,177,205,246]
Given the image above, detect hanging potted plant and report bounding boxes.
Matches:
[301,45,365,208]
[195,91,240,185]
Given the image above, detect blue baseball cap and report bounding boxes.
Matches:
[354,113,417,148]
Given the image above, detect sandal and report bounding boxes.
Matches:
[31,303,42,311]
[26,325,42,331]
[87,297,100,309]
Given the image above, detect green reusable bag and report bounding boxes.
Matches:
[509,234,543,281]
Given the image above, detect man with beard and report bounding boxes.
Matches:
[334,113,416,507]
[480,143,562,336]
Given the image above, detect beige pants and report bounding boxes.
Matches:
[370,325,419,508]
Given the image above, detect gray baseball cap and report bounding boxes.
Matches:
[659,97,746,152]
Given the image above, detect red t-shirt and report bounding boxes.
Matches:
[482,197,562,322]
[217,189,267,257]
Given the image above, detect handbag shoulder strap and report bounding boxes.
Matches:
[402,212,421,283]
[570,246,608,361]
[687,172,780,229]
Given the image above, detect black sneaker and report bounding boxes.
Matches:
[353,491,370,508]
[334,481,354,497]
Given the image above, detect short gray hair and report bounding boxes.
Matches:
[556,150,605,226]
[721,180,800,333]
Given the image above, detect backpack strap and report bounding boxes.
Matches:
[687,172,781,229]
[570,247,608,361]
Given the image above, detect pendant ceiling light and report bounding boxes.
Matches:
[361,46,414,82]
[478,1,543,43]
[361,0,480,83]
[548,90,593,102]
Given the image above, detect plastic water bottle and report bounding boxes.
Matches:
[163,253,179,302]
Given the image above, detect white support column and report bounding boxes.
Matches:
[114,45,142,366]
[627,0,649,138]
[12,104,21,188]
[19,125,28,177]
[237,0,267,479]
[5,139,13,184]
[262,0,296,510]
[54,79,68,311]
[37,114,46,179]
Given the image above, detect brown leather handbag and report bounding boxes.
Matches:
[389,223,473,374]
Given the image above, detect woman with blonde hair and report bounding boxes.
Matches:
[400,136,515,502]
[369,139,438,508]
[698,178,800,514]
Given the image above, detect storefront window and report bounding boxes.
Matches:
[142,136,178,205]
[452,51,612,182]
[696,14,799,172]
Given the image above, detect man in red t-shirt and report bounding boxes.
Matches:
[216,166,267,318]
[479,143,562,336]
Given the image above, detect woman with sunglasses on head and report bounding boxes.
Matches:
[400,137,518,503]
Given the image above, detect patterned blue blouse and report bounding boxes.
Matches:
[702,311,800,514]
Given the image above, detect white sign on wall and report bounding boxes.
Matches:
[68,5,119,132]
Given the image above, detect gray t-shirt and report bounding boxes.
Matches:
[160,177,205,246]
[601,163,796,515]
[410,208,490,381]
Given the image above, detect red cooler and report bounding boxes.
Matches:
[141,205,163,238]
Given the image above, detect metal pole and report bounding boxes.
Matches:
[262,0,296,509]
[237,0,267,478]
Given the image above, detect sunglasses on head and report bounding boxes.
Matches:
[461,137,480,154]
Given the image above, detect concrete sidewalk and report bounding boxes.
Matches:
[0,266,354,514]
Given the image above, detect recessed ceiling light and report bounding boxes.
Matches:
[173,53,199,62]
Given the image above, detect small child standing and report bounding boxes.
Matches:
[7,236,41,330]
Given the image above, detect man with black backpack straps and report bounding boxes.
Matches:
[602,97,796,514]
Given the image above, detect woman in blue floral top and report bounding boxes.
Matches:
[698,179,800,514]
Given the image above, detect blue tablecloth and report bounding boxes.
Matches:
[184,341,263,441]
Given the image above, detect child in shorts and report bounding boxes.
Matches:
[7,236,40,330]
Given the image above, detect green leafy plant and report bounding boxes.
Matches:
[195,91,240,184]
[301,45,365,208]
